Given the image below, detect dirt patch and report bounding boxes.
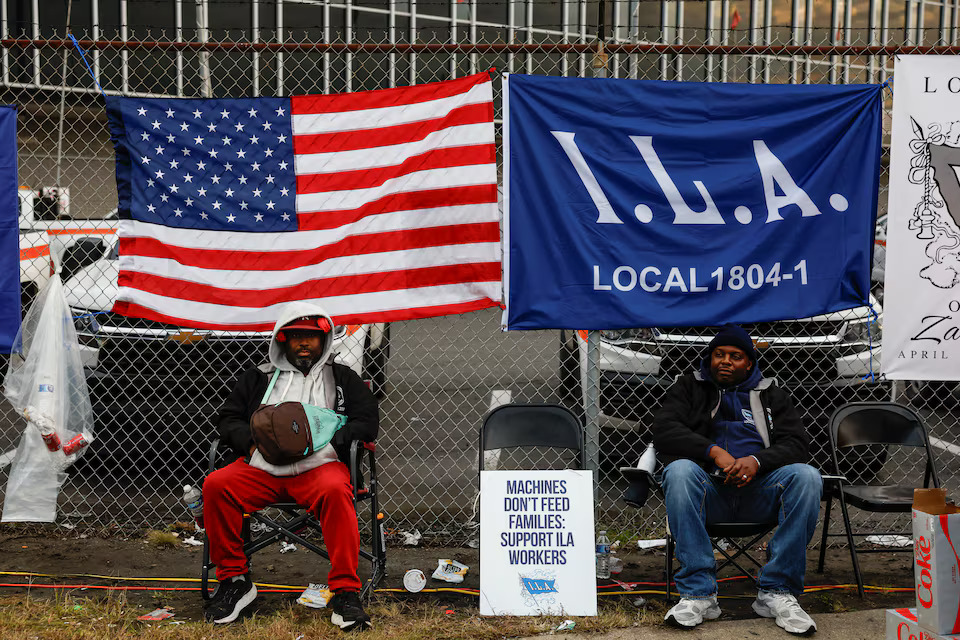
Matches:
[0,529,915,626]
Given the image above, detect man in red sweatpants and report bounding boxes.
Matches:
[203,302,379,630]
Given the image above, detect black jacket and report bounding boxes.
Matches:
[215,362,380,463]
[652,372,809,472]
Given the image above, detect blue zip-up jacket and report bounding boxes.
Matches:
[698,358,765,462]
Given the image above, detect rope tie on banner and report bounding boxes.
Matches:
[881,74,894,98]
[68,34,105,98]
[864,301,881,383]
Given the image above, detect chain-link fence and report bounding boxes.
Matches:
[4,0,960,547]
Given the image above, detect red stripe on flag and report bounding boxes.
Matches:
[291,73,491,115]
[119,262,501,307]
[113,297,502,330]
[297,184,497,231]
[119,222,500,270]
[293,102,494,154]
[296,144,496,194]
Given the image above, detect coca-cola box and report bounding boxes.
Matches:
[890,608,960,640]
[914,489,960,636]
[889,608,919,640]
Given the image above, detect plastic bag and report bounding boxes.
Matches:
[2,274,95,521]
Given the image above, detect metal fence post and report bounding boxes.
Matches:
[584,329,601,496]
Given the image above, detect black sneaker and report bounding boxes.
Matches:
[204,574,257,624]
[329,590,372,632]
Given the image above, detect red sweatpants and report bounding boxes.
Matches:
[203,458,362,592]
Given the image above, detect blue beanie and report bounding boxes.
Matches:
[705,324,757,363]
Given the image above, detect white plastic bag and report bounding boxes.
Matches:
[2,274,95,522]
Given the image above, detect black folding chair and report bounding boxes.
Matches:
[200,438,387,600]
[479,403,585,470]
[619,455,777,601]
[816,401,940,597]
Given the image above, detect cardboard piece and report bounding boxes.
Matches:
[479,470,597,616]
[913,489,960,636]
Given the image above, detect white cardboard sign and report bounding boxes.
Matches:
[479,469,597,616]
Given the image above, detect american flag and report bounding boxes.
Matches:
[105,72,500,330]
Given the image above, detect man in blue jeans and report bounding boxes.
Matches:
[653,325,822,636]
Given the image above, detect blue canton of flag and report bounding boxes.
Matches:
[108,97,297,232]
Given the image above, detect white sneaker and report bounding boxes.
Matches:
[664,596,721,628]
[753,591,817,636]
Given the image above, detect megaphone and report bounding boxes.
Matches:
[621,443,657,509]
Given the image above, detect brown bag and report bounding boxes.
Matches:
[250,402,314,466]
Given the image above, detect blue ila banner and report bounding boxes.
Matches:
[0,105,18,352]
[503,74,883,330]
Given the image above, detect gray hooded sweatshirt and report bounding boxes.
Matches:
[248,301,341,476]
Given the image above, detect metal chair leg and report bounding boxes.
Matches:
[665,533,675,602]
[838,492,865,598]
[817,494,832,574]
[200,535,215,601]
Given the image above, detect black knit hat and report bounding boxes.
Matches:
[705,324,757,363]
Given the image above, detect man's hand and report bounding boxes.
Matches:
[709,445,735,472]
[723,456,760,487]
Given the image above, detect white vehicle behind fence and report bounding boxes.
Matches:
[18,230,53,313]
[17,186,118,275]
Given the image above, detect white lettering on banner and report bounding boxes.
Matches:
[550,131,623,224]
[640,267,661,292]
[753,140,824,222]
[592,260,809,293]
[552,132,834,226]
[628,136,725,225]
[663,267,688,292]
[592,265,611,291]
[613,266,637,291]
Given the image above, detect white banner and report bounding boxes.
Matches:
[883,55,960,380]
[479,470,597,616]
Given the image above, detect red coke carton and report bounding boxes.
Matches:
[913,489,960,636]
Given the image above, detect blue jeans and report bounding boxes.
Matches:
[661,459,822,597]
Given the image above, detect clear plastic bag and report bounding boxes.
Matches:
[2,274,95,521]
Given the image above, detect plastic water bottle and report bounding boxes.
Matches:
[182,484,204,528]
[596,530,611,579]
